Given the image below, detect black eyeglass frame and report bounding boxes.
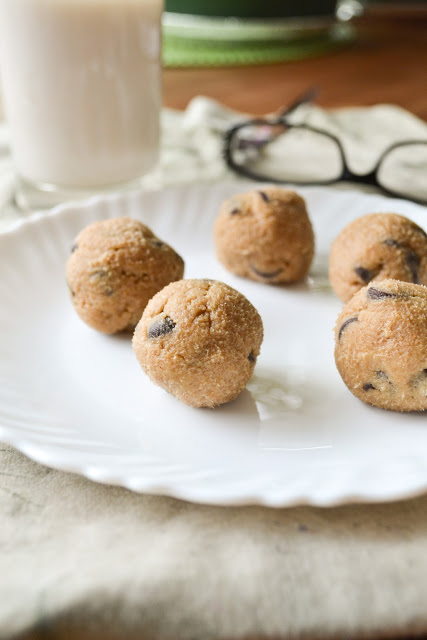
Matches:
[224,117,427,205]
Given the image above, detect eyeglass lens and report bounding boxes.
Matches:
[231,124,343,182]
[230,123,343,183]
[230,123,427,202]
[377,143,427,202]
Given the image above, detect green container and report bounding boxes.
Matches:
[165,0,338,18]
[162,0,355,68]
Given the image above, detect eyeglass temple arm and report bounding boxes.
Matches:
[277,87,319,118]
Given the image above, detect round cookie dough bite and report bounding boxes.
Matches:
[132,279,263,408]
[214,187,314,284]
[329,213,427,303]
[335,279,427,412]
[66,217,184,334]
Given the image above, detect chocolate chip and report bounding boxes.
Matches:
[250,265,283,279]
[367,287,398,300]
[258,191,269,203]
[104,287,114,297]
[383,238,402,249]
[354,266,373,284]
[410,369,427,388]
[148,316,176,339]
[338,316,358,341]
[230,208,241,215]
[71,243,78,253]
[376,370,389,380]
[382,239,421,284]
[66,280,75,297]
[151,239,164,248]
[91,269,108,279]
[363,383,376,391]
[405,250,420,284]
[248,352,256,363]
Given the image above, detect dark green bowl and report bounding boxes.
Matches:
[165,0,338,18]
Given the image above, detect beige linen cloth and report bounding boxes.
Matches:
[1,99,427,640]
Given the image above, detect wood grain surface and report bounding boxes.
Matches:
[163,6,427,119]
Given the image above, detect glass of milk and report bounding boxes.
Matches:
[0,0,163,209]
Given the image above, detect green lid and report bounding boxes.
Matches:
[163,22,354,68]
[165,0,337,18]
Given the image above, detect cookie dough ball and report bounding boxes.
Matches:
[66,217,184,334]
[214,187,314,284]
[329,213,427,303]
[335,279,427,412]
[133,279,263,408]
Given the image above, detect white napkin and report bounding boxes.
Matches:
[0,97,426,230]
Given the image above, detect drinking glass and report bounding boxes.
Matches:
[0,0,163,210]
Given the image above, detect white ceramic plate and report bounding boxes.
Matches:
[0,183,426,507]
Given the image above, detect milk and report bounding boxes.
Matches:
[0,0,162,189]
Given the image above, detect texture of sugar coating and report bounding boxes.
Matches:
[132,279,263,408]
[329,213,427,302]
[214,187,314,284]
[66,217,184,334]
[335,279,427,412]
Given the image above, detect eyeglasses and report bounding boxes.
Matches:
[223,91,427,205]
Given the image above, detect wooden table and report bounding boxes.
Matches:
[163,6,427,119]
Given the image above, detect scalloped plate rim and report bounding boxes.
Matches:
[1,181,427,508]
